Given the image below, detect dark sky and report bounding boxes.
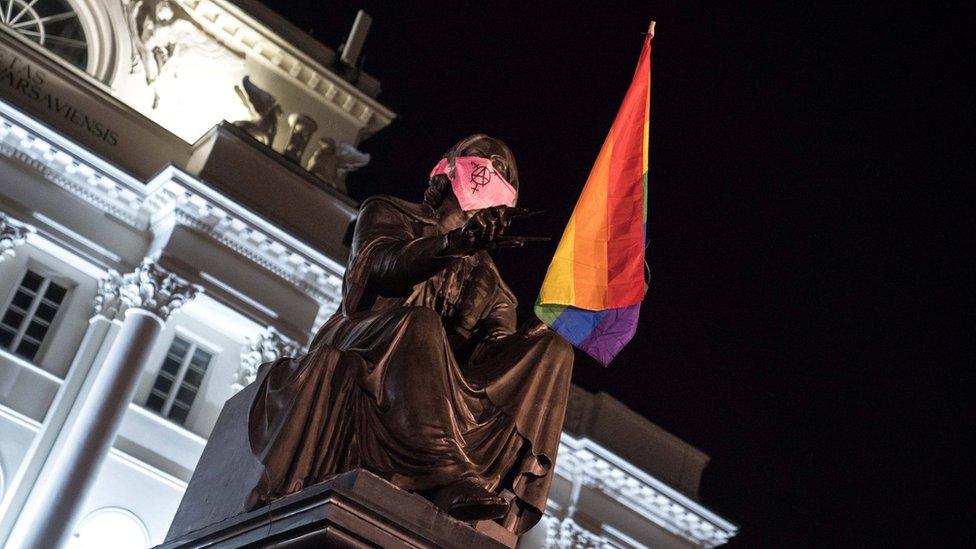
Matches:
[271,2,956,547]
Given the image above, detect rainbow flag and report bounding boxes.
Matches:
[535,28,653,365]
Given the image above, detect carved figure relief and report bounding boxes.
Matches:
[231,76,371,192]
[283,113,318,163]
[121,0,243,109]
[0,214,32,263]
[305,137,338,187]
[306,138,371,192]
[233,75,281,146]
[93,258,200,320]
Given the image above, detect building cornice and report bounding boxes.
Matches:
[180,0,395,139]
[0,101,344,313]
[557,434,738,548]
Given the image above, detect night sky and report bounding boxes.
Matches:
[271,2,953,547]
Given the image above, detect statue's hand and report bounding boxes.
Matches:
[452,261,497,329]
[449,206,511,251]
[522,317,550,338]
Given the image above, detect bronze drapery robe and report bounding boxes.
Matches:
[246,196,573,532]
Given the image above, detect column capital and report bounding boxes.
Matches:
[94,259,201,320]
[546,517,610,548]
[0,214,34,263]
[234,327,302,390]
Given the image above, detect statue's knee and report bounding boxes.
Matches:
[537,329,573,360]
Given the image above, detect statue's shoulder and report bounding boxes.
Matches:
[359,195,435,224]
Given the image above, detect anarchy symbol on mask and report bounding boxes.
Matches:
[469,164,494,193]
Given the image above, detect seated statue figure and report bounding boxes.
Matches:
[245,134,574,534]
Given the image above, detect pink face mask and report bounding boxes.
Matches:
[429,156,517,211]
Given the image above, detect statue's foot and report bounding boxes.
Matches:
[432,477,509,521]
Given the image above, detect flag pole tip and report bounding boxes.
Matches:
[647,20,656,36]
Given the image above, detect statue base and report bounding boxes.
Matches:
[155,468,515,548]
[159,357,519,548]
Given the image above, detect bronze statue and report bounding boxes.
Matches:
[246,134,574,533]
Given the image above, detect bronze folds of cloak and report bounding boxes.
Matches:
[246,134,574,533]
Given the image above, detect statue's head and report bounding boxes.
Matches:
[155,1,175,22]
[425,134,519,211]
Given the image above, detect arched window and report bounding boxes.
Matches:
[0,0,89,69]
[68,507,150,549]
[0,0,116,80]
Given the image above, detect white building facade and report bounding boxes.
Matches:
[0,2,736,547]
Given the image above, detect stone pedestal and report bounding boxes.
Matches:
[156,469,514,549]
[163,370,517,548]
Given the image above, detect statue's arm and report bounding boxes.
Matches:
[478,297,517,341]
[460,258,517,341]
[356,201,466,294]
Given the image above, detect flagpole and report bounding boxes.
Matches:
[647,20,656,37]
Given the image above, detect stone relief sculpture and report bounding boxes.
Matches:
[231,76,371,192]
[307,138,371,192]
[242,134,574,533]
[305,137,338,186]
[232,76,281,146]
[334,141,371,175]
[282,113,318,163]
[234,327,302,391]
[122,0,243,109]
[0,214,32,263]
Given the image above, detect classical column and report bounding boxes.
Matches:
[0,305,118,545]
[0,214,33,262]
[11,259,200,549]
[233,327,302,391]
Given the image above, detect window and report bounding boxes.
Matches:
[0,269,67,361]
[145,335,213,425]
[0,0,89,71]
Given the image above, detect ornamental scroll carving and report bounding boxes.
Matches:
[0,214,32,263]
[93,258,200,320]
[234,327,302,391]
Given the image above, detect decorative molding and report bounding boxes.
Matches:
[0,119,146,230]
[93,271,123,319]
[0,107,345,313]
[234,326,301,390]
[545,517,611,548]
[555,436,737,548]
[165,185,343,306]
[0,214,33,262]
[94,259,201,320]
[233,75,281,146]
